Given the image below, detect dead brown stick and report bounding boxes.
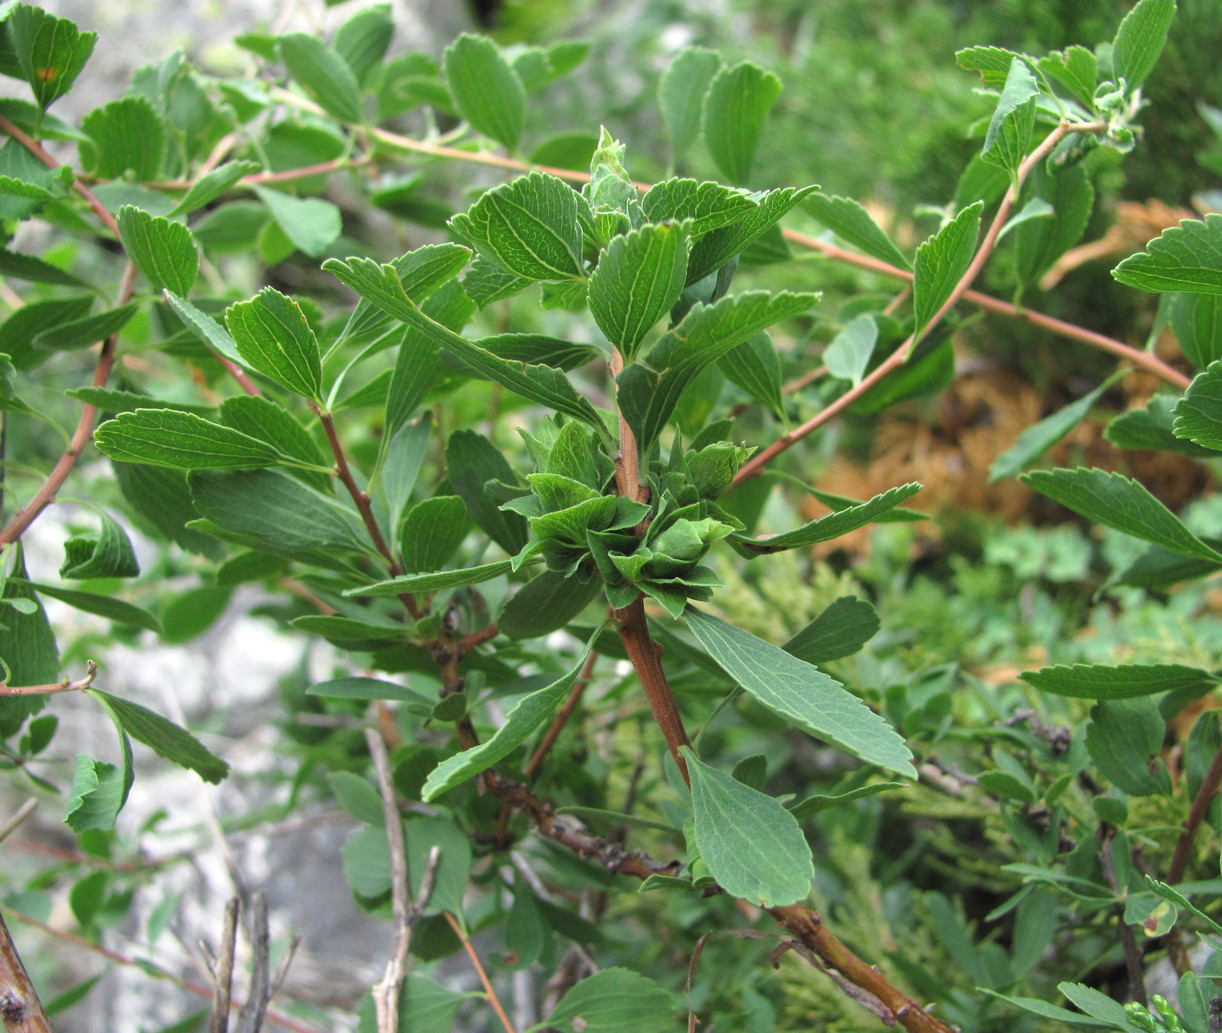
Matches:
[209,899,240,1033]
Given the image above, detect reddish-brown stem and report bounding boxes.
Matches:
[443,913,516,1033]
[0,909,51,1033]
[525,650,599,778]
[1168,739,1222,886]
[781,364,827,396]
[609,349,645,504]
[217,356,260,396]
[456,623,499,656]
[0,660,97,697]
[0,262,137,550]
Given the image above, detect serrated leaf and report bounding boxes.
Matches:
[81,96,163,180]
[686,185,817,284]
[7,4,96,109]
[1013,163,1094,289]
[533,969,674,1033]
[640,179,757,238]
[449,172,584,281]
[702,61,781,184]
[225,287,324,401]
[913,201,984,339]
[1021,467,1222,563]
[117,205,198,295]
[618,290,817,450]
[823,314,878,387]
[278,33,363,123]
[685,608,915,776]
[400,495,469,572]
[443,33,524,150]
[477,333,600,370]
[60,511,138,579]
[95,409,280,470]
[252,185,342,259]
[956,45,1024,89]
[1113,0,1176,93]
[32,303,139,351]
[0,246,85,286]
[218,395,328,487]
[804,193,911,270]
[682,747,813,907]
[168,159,260,216]
[163,291,244,364]
[346,559,514,598]
[718,331,783,418]
[989,380,1110,482]
[342,242,472,347]
[1039,46,1099,110]
[783,596,880,665]
[1113,215,1222,295]
[982,58,1038,177]
[498,569,602,640]
[588,223,688,359]
[89,689,228,783]
[422,629,599,800]
[1085,698,1170,797]
[731,483,922,555]
[1021,662,1216,700]
[1172,360,1222,450]
[659,47,720,164]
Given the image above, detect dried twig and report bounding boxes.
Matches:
[236,893,272,1033]
[0,802,37,847]
[210,898,240,1033]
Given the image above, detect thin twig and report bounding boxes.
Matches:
[0,660,98,697]
[0,802,36,847]
[236,892,272,1033]
[444,912,517,1033]
[0,909,51,1033]
[456,623,499,656]
[210,898,240,1033]
[1169,738,1222,885]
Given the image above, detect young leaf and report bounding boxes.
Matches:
[252,185,342,260]
[682,747,814,907]
[587,223,689,359]
[60,511,139,579]
[225,287,324,402]
[913,201,984,340]
[686,185,818,284]
[783,597,881,665]
[640,178,757,237]
[449,172,585,281]
[1112,215,1222,295]
[442,34,525,151]
[1021,662,1217,700]
[400,495,469,572]
[278,33,363,123]
[823,314,879,387]
[94,409,282,470]
[659,47,721,164]
[1112,0,1176,94]
[718,331,784,418]
[988,380,1111,482]
[804,194,911,270]
[730,483,922,555]
[7,4,97,109]
[421,630,600,800]
[702,61,782,184]
[346,559,514,598]
[81,97,164,180]
[538,967,676,1033]
[1038,46,1099,110]
[168,160,260,217]
[163,291,244,365]
[1020,467,1222,563]
[117,206,198,295]
[89,689,228,783]
[498,569,602,640]
[685,608,916,777]
[1172,361,1222,451]
[956,45,1024,89]
[981,58,1039,178]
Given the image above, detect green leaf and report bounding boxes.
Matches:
[89,689,228,783]
[0,295,94,370]
[442,35,524,150]
[343,243,472,347]
[1038,46,1099,110]
[1113,215,1222,295]
[449,172,584,281]
[335,2,393,81]
[982,58,1038,178]
[511,40,589,92]
[587,223,689,360]
[252,185,342,260]
[112,461,221,557]
[783,597,880,665]
[328,771,384,826]
[1085,698,1170,797]
[117,206,198,295]
[33,303,139,351]
[64,754,130,833]
[659,47,720,164]
[989,380,1111,482]
[60,511,138,579]
[94,410,281,470]
[291,614,409,645]
[1172,361,1222,451]
[1112,0,1176,93]
[1020,467,1222,563]
[686,185,818,284]
[788,781,904,820]
[956,45,1024,89]
[7,4,96,109]
[477,333,600,371]
[307,677,433,705]
[278,33,363,123]
[804,193,911,270]
[685,608,915,777]
[444,430,528,555]
[702,61,782,184]
[0,548,58,736]
[536,968,676,1033]
[823,314,878,387]
[981,989,1115,1027]
[421,629,599,800]
[718,332,783,418]
[498,569,602,640]
[731,483,922,555]
[188,469,371,555]
[913,201,984,340]
[0,246,85,287]
[218,395,329,487]
[346,559,514,598]
[81,97,164,180]
[1013,163,1094,290]
[324,257,606,435]
[400,495,469,572]
[1021,662,1217,700]
[618,290,818,451]
[640,179,757,237]
[163,291,243,365]
[167,159,260,217]
[1105,395,1213,457]
[1171,292,1222,368]
[225,287,324,402]
[682,747,813,907]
